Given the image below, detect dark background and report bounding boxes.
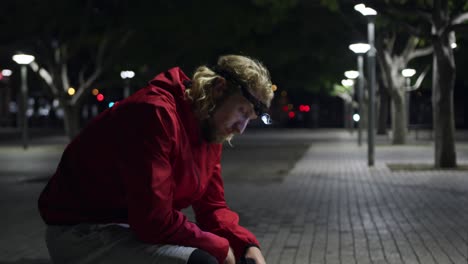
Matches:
[0,0,466,129]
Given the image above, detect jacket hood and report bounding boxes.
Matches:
[149,67,190,98]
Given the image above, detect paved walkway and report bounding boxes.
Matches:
[1,129,467,264]
[222,130,468,264]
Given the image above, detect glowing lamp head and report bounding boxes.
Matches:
[349,43,371,54]
[12,54,35,65]
[353,114,360,122]
[354,4,377,16]
[341,79,354,87]
[344,71,359,79]
[401,69,416,78]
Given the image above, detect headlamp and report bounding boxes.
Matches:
[211,65,273,125]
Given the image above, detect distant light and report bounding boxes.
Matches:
[271,84,277,92]
[353,114,360,122]
[38,106,50,116]
[288,104,293,110]
[299,105,310,112]
[26,108,34,117]
[341,79,354,87]
[120,70,135,79]
[362,7,377,15]
[354,4,377,16]
[108,102,115,108]
[282,105,289,112]
[97,93,104,102]
[2,69,12,76]
[281,91,287,97]
[68,87,76,96]
[52,99,59,108]
[401,69,416,78]
[12,54,35,65]
[349,43,371,54]
[9,102,17,113]
[451,43,457,49]
[92,88,99,96]
[354,4,366,12]
[288,111,296,119]
[344,70,359,79]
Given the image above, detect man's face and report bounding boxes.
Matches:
[203,93,257,143]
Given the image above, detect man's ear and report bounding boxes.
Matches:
[212,77,227,99]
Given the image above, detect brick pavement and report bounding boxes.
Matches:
[221,134,468,264]
[1,129,468,264]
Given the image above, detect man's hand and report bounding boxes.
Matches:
[245,246,266,264]
[224,247,235,264]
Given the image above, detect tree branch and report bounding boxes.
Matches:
[71,37,108,105]
[408,65,430,91]
[401,37,418,62]
[383,32,396,55]
[407,45,433,62]
[29,62,58,96]
[451,12,468,26]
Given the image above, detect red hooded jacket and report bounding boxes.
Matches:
[38,67,259,263]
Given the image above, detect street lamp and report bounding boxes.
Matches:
[2,69,13,77]
[344,70,359,80]
[349,43,370,146]
[341,78,355,132]
[120,70,135,98]
[355,3,377,166]
[341,79,354,87]
[344,71,359,133]
[12,54,35,150]
[402,68,416,129]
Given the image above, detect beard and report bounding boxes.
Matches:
[201,117,233,144]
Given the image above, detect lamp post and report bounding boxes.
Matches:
[120,70,135,98]
[341,78,355,133]
[12,54,35,150]
[402,68,416,129]
[0,69,13,126]
[349,43,370,147]
[355,3,377,166]
[344,71,359,134]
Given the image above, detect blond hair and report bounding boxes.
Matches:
[185,55,274,119]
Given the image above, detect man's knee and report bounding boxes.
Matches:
[187,249,217,264]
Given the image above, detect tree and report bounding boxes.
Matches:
[370,0,468,167]
[1,0,132,139]
[430,1,468,167]
[377,34,432,144]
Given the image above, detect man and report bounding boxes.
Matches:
[39,55,275,264]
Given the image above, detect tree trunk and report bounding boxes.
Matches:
[377,80,389,135]
[432,39,457,168]
[391,90,407,145]
[63,104,80,140]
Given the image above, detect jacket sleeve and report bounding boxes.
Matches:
[192,157,260,261]
[120,105,229,264]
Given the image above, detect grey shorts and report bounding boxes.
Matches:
[46,223,196,264]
